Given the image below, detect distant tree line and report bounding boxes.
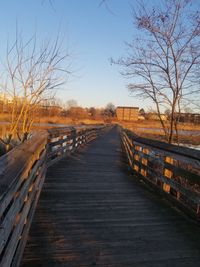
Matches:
[0,96,117,123]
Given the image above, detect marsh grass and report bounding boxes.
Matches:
[119,121,200,146]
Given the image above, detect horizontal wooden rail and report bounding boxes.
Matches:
[0,124,108,267]
[121,127,200,220]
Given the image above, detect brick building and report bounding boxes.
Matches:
[178,113,200,124]
[116,106,139,121]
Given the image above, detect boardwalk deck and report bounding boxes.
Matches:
[20,127,200,267]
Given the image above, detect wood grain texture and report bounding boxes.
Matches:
[121,128,200,218]
[0,125,106,267]
[20,127,200,267]
[124,129,200,162]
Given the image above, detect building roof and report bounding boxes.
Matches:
[116,106,139,109]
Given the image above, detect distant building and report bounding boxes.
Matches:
[177,113,200,124]
[138,115,145,120]
[146,113,167,121]
[116,106,139,121]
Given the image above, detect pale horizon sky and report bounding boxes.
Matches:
[0,0,161,110]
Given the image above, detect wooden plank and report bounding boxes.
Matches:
[124,129,200,164]
[0,132,48,219]
[121,128,200,217]
[20,127,200,267]
[0,166,44,267]
[0,150,46,255]
[0,125,106,267]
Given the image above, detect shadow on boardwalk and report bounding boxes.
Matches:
[20,127,200,267]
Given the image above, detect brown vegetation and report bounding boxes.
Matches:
[0,101,116,155]
[120,120,200,145]
[0,33,71,151]
[114,0,200,144]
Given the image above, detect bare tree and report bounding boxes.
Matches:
[105,102,116,117]
[114,0,200,143]
[67,106,88,121]
[1,33,71,150]
[65,99,78,110]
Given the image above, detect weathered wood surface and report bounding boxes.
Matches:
[121,128,200,220]
[0,132,48,267]
[0,125,106,267]
[20,127,200,267]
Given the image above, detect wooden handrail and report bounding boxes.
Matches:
[0,125,108,267]
[121,127,200,220]
[123,129,200,161]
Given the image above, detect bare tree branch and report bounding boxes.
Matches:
[113,0,200,143]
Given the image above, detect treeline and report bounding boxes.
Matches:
[0,97,117,122]
[36,104,116,122]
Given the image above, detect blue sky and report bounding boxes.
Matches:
[0,0,152,109]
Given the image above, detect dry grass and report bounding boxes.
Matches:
[0,116,106,156]
[34,117,105,126]
[35,116,72,125]
[0,113,12,122]
[0,114,105,127]
[120,120,200,131]
[1,114,199,145]
[119,120,200,145]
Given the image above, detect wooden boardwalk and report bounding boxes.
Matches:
[20,127,200,267]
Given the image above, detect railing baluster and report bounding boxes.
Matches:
[0,124,109,267]
[121,126,200,221]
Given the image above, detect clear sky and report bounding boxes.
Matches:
[0,0,152,109]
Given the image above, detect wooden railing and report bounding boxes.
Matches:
[0,125,107,267]
[121,127,200,220]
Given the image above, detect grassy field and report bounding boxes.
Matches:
[0,117,106,142]
[0,114,105,125]
[120,120,200,130]
[119,120,200,145]
[1,114,200,146]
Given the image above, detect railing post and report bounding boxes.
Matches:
[163,156,173,193]
[120,126,200,221]
[71,128,77,151]
[0,124,108,267]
